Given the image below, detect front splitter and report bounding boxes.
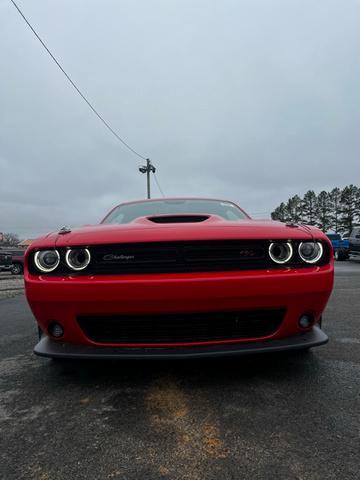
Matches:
[34,326,328,359]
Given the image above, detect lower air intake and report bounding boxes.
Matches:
[77,309,285,345]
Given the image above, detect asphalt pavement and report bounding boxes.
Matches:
[0,261,359,480]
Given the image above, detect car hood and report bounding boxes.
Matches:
[30,216,326,249]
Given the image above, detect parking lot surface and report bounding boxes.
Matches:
[1,261,359,480]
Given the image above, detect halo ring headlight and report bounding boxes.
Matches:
[298,242,323,264]
[269,242,293,264]
[34,250,60,273]
[65,248,91,271]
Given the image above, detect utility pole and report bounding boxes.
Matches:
[139,158,156,199]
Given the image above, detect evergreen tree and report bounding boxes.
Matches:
[270,185,360,230]
[316,191,332,232]
[355,187,360,225]
[271,202,287,222]
[302,190,317,225]
[286,195,303,223]
[339,185,358,234]
[329,187,342,233]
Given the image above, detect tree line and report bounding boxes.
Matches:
[271,185,360,234]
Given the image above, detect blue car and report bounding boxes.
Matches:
[326,233,349,261]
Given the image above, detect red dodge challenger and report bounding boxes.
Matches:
[24,198,334,359]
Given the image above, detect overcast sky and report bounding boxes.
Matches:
[1,0,360,238]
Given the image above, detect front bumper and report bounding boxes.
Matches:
[26,265,334,348]
[34,326,328,359]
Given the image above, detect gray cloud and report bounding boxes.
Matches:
[1,0,359,237]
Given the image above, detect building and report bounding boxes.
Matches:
[17,239,35,248]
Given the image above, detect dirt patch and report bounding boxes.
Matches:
[145,377,229,479]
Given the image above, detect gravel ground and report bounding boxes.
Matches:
[0,261,359,480]
[0,273,24,299]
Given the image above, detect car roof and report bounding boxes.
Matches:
[115,197,240,206]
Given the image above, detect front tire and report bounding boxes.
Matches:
[11,263,23,275]
[334,249,348,261]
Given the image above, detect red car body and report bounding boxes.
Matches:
[24,198,334,359]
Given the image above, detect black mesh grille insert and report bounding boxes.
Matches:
[77,309,285,344]
[79,240,268,275]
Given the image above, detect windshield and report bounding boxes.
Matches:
[326,234,341,241]
[102,199,249,224]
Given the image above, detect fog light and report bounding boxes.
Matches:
[48,322,64,338]
[298,314,314,329]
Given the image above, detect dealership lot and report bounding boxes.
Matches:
[0,262,359,480]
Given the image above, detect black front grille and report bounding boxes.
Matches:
[77,309,285,344]
[28,240,331,275]
[85,240,268,275]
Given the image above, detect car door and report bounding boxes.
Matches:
[349,228,360,254]
[0,252,12,268]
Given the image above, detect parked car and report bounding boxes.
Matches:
[0,251,13,272]
[9,249,25,275]
[24,198,334,360]
[348,226,360,257]
[325,233,349,261]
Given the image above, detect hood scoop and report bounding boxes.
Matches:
[147,214,210,224]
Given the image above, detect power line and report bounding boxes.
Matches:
[153,171,165,197]
[9,0,148,161]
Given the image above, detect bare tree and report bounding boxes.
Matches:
[2,233,20,247]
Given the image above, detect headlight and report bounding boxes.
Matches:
[268,242,293,264]
[298,242,323,264]
[65,248,91,271]
[34,250,60,272]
